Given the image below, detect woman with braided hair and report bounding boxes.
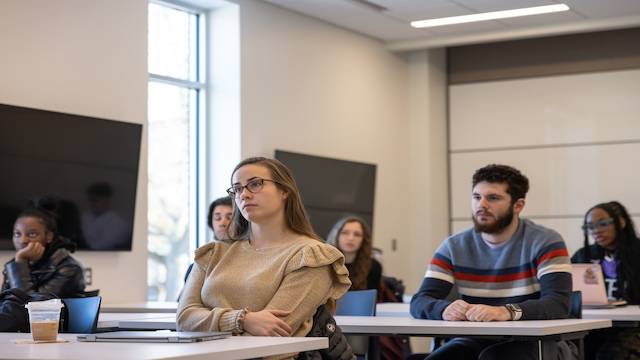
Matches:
[3,195,86,298]
[572,201,640,360]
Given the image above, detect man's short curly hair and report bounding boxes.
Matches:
[472,164,529,204]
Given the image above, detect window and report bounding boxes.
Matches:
[147,1,204,301]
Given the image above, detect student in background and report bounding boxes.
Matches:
[571,201,640,360]
[327,216,381,292]
[207,196,233,241]
[182,196,233,284]
[328,216,405,360]
[3,196,86,298]
[178,157,351,357]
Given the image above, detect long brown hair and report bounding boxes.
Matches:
[228,157,322,242]
[327,216,372,290]
[228,157,337,311]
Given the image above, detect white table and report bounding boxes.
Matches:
[98,313,176,329]
[100,302,178,313]
[97,310,611,360]
[100,315,178,330]
[0,332,328,360]
[376,302,411,317]
[335,315,611,360]
[583,305,640,326]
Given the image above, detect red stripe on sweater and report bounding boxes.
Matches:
[430,257,453,271]
[454,269,536,283]
[537,249,569,266]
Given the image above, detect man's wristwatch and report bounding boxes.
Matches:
[505,303,522,321]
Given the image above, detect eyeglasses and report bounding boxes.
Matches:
[581,218,614,233]
[226,178,279,198]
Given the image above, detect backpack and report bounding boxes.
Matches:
[0,288,59,332]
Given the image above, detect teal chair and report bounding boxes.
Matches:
[336,290,378,360]
[61,296,102,334]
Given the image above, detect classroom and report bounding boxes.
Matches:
[0,1,639,358]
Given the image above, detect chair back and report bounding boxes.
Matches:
[571,290,582,319]
[61,296,102,333]
[336,290,378,360]
[570,291,584,360]
[336,289,377,316]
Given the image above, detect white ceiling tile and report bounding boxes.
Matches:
[497,9,586,27]
[385,3,476,23]
[334,13,439,41]
[563,0,640,18]
[451,0,558,12]
[427,19,507,36]
[258,0,640,46]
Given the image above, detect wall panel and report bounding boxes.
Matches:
[450,143,640,220]
[450,69,640,151]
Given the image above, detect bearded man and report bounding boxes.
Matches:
[410,164,575,360]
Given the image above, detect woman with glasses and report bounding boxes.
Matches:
[177,157,351,356]
[571,201,640,360]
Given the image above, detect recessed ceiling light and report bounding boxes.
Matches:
[411,4,570,28]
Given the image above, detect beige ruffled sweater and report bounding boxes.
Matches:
[177,236,351,359]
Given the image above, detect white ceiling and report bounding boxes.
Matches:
[260,0,640,51]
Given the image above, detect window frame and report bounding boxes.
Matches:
[147,0,207,301]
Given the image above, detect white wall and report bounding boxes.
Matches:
[0,0,148,302]
[234,0,449,292]
[0,0,451,304]
[449,69,640,257]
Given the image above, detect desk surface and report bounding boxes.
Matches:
[376,303,411,317]
[103,313,611,338]
[582,305,640,321]
[98,313,176,329]
[100,302,178,313]
[335,315,611,337]
[103,315,178,330]
[377,302,640,322]
[0,333,327,360]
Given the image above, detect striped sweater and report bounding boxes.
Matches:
[410,218,573,320]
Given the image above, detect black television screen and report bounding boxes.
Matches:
[0,103,142,251]
[275,150,376,240]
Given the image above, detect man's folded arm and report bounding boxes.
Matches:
[410,277,454,320]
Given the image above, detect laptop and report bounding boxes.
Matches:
[77,331,232,343]
[571,264,627,309]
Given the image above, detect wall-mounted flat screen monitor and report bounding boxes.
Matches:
[275,150,376,240]
[0,103,142,251]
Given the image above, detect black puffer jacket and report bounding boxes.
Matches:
[2,236,86,298]
[298,305,356,360]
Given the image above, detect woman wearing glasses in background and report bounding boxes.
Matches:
[571,201,640,360]
[177,157,351,358]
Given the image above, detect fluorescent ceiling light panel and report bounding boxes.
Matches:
[411,4,570,28]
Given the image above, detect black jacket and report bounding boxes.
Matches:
[298,305,356,360]
[2,236,85,298]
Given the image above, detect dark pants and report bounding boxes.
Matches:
[426,338,538,360]
[585,327,640,360]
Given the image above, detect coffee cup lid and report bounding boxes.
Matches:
[25,299,64,311]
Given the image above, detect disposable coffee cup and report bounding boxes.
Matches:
[24,299,64,341]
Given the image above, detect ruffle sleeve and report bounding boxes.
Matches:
[192,241,231,273]
[285,242,352,300]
